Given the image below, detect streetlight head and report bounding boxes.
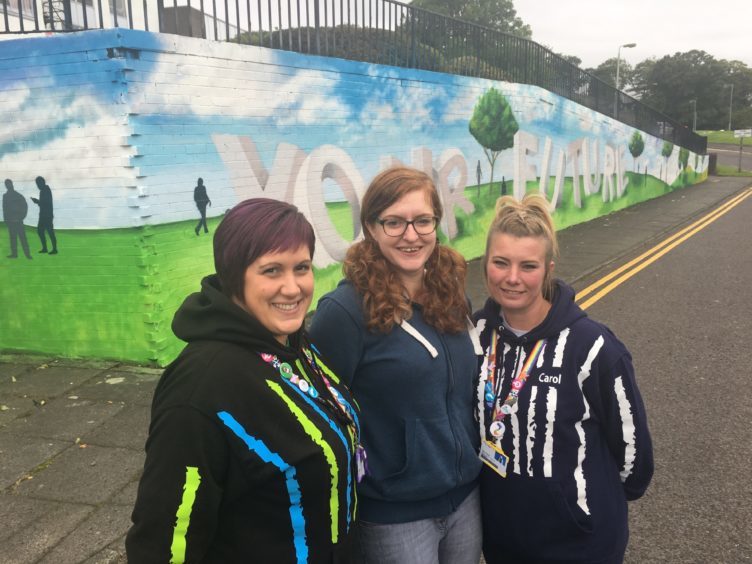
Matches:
[623,43,637,48]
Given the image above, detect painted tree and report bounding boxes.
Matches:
[661,141,674,182]
[628,131,645,173]
[678,147,690,184]
[469,87,518,194]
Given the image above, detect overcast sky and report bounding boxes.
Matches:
[514,0,752,69]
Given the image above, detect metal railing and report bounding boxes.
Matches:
[1,0,706,154]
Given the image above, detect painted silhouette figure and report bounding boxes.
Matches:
[193,177,211,235]
[501,176,507,196]
[476,160,482,186]
[31,176,57,254]
[3,179,32,259]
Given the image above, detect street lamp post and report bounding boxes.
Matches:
[690,99,697,131]
[614,42,637,119]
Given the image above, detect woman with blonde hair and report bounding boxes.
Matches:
[475,193,653,563]
[310,166,483,564]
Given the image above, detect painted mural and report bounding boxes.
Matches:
[0,29,707,365]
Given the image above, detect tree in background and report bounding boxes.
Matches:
[661,141,674,183]
[410,0,532,37]
[628,50,752,130]
[469,87,518,194]
[588,57,635,90]
[628,131,645,173]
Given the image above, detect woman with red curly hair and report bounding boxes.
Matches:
[310,166,483,564]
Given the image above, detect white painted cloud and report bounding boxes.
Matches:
[0,93,135,229]
[133,58,353,125]
[442,82,484,124]
[275,69,352,125]
[512,84,560,125]
[360,100,396,122]
[0,85,31,144]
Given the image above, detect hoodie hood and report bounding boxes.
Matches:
[476,279,586,344]
[172,274,301,360]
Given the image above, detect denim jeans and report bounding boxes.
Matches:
[356,487,482,564]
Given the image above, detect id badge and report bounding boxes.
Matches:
[479,440,508,477]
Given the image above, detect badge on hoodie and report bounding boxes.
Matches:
[480,440,508,477]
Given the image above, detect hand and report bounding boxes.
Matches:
[31,197,39,204]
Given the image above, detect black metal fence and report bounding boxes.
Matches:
[1,0,706,154]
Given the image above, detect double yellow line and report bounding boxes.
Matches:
[575,186,752,310]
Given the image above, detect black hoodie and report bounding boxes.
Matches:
[474,280,653,564]
[126,275,359,563]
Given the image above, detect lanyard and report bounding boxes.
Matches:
[259,348,369,481]
[484,331,546,438]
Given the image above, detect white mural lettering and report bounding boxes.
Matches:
[294,145,366,268]
[214,130,656,256]
[513,131,539,200]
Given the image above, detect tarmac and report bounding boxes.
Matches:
[1,175,750,564]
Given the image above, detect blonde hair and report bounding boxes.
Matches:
[344,166,469,334]
[484,193,559,301]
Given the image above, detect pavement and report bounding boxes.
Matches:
[1,175,750,564]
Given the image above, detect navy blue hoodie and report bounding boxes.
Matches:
[474,280,653,564]
[310,280,482,524]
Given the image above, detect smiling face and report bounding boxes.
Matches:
[234,245,314,344]
[486,233,554,330]
[367,188,437,290]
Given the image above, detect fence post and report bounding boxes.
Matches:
[156,0,164,32]
[62,0,73,30]
[314,0,321,55]
[410,8,416,67]
[475,25,481,76]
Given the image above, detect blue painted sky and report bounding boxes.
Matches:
[0,30,703,228]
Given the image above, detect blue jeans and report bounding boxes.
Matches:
[356,487,482,564]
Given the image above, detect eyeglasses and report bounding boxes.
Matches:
[376,216,439,237]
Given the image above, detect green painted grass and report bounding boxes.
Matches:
[462,170,699,241]
[1,170,704,365]
[325,201,357,241]
[0,224,165,363]
[0,206,354,366]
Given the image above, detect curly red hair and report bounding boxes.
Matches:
[343,167,469,334]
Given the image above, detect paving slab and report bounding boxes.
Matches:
[3,365,106,399]
[0,432,71,490]
[12,444,145,505]
[110,478,141,506]
[0,395,35,428]
[82,544,128,564]
[37,504,133,564]
[0,494,93,564]
[0,363,36,381]
[81,404,151,450]
[73,370,160,407]
[4,397,124,442]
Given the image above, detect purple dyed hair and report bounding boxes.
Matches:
[213,198,315,300]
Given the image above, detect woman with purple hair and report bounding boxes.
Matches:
[127,198,361,563]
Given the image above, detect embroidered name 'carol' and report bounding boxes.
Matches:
[538,373,561,384]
